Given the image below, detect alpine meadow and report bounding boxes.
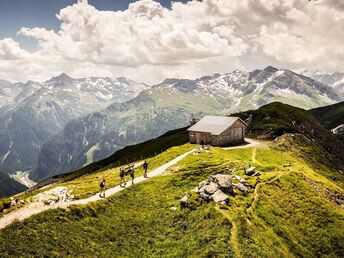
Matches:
[0,0,343,257]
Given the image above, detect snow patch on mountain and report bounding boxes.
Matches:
[301,70,344,94]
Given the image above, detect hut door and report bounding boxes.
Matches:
[195,133,201,144]
[237,127,242,140]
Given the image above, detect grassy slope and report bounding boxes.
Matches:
[31,127,189,190]
[236,102,344,172]
[309,101,344,129]
[1,139,343,257]
[60,143,195,199]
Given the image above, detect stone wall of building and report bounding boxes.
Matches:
[189,120,245,146]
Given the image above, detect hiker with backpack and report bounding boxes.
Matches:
[143,160,148,178]
[99,179,106,198]
[120,168,126,187]
[129,168,135,184]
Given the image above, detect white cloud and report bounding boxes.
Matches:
[0,38,28,60]
[0,0,343,83]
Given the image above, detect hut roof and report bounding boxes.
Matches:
[187,116,246,135]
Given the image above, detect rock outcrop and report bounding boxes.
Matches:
[185,174,250,205]
[34,187,74,205]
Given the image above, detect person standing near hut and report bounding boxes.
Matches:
[129,168,135,185]
[99,179,106,198]
[120,168,126,187]
[200,139,205,149]
[143,160,148,178]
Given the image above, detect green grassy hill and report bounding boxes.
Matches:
[30,127,189,190]
[309,101,344,129]
[0,102,343,257]
[236,102,344,172]
[1,137,343,257]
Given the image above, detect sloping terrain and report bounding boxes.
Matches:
[0,137,343,257]
[309,101,344,129]
[34,67,343,180]
[0,102,343,257]
[235,102,344,172]
[0,173,27,198]
[31,127,189,189]
[0,74,146,176]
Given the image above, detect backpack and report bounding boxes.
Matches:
[100,182,105,188]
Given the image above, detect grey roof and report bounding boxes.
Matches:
[188,116,245,135]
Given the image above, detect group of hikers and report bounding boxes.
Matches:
[99,160,149,198]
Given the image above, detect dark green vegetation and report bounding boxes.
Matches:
[1,102,343,257]
[0,140,343,257]
[236,102,344,172]
[31,127,189,190]
[309,101,344,129]
[0,173,26,198]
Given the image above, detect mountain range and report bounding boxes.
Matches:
[0,66,343,186]
[0,74,147,178]
[33,66,343,180]
[301,70,344,94]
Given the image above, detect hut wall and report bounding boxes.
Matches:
[189,120,246,146]
[189,131,212,144]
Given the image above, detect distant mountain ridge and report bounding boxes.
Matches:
[0,74,148,176]
[33,66,344,180]
[301,70,344,94]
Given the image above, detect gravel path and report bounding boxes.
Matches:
[0,149,195,230]
[0,139,266,230]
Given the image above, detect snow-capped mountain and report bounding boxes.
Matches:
[33,66,343,180]
[0,80,41,108]
[0,74,148,176]
[43,73,148,104]
[301,70,344,94]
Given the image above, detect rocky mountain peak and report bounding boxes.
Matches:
[45,73,74,87]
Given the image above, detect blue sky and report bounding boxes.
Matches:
[0,0,187,51]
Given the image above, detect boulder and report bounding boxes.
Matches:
[199,188,211,200]
[235,183,248,193]
[34,186,74,205]
[210,189,229,204]
[209,174,235,195]
[202,182,219,195]
[209,174,232,188]
[245,167,256,176]
[180,194,189,208]
[235,176,249,186]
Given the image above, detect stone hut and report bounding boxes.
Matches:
[187,116,247,146]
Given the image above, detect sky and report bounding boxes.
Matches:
[0,0,343,83]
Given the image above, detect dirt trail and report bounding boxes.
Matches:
[0,150,195,230]
[246,172,290,214]
[216,207,242,258]
[0,139,268,230]
[251,148,264,166]
[222,138,266,150]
